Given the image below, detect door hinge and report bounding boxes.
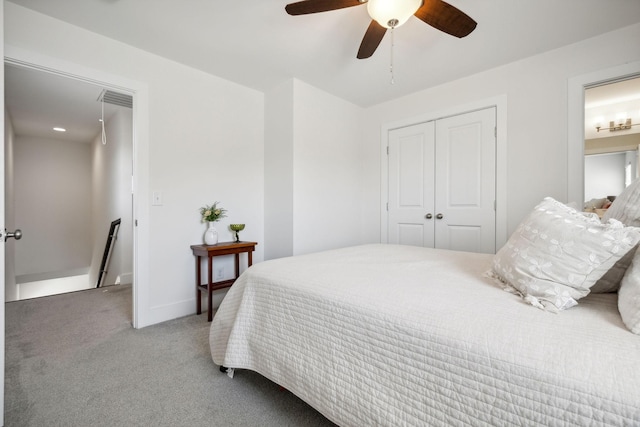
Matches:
[494,127,497,138]
[386,202,389,211]
[494,200,497,211]
[386,146,389,155]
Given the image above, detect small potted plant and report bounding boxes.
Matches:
[200,201,227,245]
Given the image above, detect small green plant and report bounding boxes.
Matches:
[200,201,227,223]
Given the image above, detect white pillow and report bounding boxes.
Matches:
[590,245,637,293]
[491,197,640,311]
[619,246,640,334]
[602,177,640,227]
[592,178,640,294]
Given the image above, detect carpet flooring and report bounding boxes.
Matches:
[5,285,336,426]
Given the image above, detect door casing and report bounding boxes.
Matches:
[387,108,496,253]
[380,95,508,252]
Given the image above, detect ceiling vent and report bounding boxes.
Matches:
[97,89,133,109]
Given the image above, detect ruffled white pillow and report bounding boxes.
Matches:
[590,178,640,294]
[491,197,640,311]
[619,247,640,334]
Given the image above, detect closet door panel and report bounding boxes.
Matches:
[435,108,496,254]
[387,122,435,247]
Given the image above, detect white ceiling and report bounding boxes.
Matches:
[5,63,122,143]
[4,0,640,141]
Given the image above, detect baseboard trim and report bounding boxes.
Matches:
[16,267,90,284]
[115,272,133,285]
[138,289,229,328]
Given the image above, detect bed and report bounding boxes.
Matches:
[209,196,640,426]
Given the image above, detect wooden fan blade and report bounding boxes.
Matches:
[357,20,387,59]
[414,0,477,38]
[285,0,364,15]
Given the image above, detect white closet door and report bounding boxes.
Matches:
[434,108,496,253]
[387,122,435,247]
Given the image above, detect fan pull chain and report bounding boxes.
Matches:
[101,98,107,145]
[390,26,395,85]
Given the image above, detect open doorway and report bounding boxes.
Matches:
[567,61,640,206]
[4,62,134,302]
[583,76,640,213]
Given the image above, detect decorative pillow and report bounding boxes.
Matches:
[592,178,640,293]
[590,244,638,293]
[602,177,640,227]
[491,197,640,311]
[619,246,640,334]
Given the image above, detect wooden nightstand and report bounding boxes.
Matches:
[190,241,257,321]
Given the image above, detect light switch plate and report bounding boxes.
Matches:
[152,191,163,206]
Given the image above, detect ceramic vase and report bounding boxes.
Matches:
[204,222,218,245]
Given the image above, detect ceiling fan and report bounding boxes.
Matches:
[285,0,477,59]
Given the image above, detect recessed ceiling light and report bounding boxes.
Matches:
[53,127,66,132]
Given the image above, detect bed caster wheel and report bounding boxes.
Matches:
[219,365,228,373]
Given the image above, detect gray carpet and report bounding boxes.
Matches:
[5,285,336,426]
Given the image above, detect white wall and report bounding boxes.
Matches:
[584,152,626,201]
[13,135,92,284]
[264,79,364,258]
[361,23,640,242]
[89,108,133,287]
[264,80,294,260]
[291,80,363,255]
[4,3,265,326]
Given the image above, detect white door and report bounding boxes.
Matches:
[1,142,5,427]
[388,107,496,253]
[388,122,435,247]
[1,34,6,423]
[434,108,496,253]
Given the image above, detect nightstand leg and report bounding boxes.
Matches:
[207,255,213,321]
[196,256,202,315]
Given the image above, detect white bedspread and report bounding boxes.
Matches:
[209,244,640,426]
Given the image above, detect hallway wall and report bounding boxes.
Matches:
[13,134,92,293]
[89,108,133,288]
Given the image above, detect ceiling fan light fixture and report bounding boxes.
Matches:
[367,0,422,29]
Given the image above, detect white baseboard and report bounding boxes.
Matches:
[137,288,229,328]
[115,272,133,285]
[17,274,91,300]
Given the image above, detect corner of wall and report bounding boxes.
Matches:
[264,81,295,260]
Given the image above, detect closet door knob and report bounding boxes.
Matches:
[425,213,433,219]
[4,229,22,241]
[436,213,444,220]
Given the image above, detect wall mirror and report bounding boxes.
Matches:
[583,76,640,215]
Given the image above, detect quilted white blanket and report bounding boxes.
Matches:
[209,244,640,426]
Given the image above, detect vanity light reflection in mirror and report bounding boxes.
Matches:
[583,76,640,214]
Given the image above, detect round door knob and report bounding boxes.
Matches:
[4,229,22,241]
[436,213,444,220]
[425,213,433,219]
